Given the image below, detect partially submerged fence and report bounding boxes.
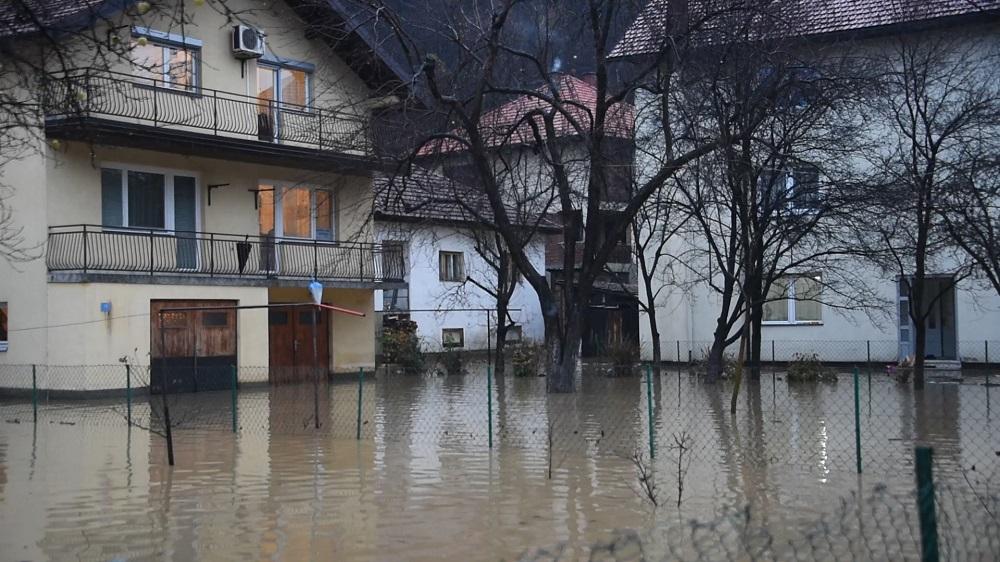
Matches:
[655,339,1000,365]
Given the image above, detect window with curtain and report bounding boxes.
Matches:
[763,274,823,324]
[0,302,8,352]
[259,184,335,240]
[131,35,199,90]
[439,252,465,282]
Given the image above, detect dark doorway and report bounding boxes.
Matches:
[150,300,238,394]
[268,306,330,384]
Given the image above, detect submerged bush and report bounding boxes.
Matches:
[511,344,541,377]
[439,348,463,376]
[606,341,639,376]
[786,353,837,383]
[382,319,424,375]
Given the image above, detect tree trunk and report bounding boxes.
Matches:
[545,305,583,393]
[650,326,662,378]
[910,275,926,389]
[494,321,508,377]
[749,302,763,380]
[705,311,731,382]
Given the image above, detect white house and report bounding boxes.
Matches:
[373,170,548,352]
[613,0,1000,365]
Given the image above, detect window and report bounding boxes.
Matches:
[257,183,336,240]
[0,302,7,352]
[101,166,198,231]
[256,64,312,141]
[442,328,465,348]
[758,165,822,215]
[763,274,823,324]
[439,251,465,282]
[130,28,201,90]
[505,325,522,343]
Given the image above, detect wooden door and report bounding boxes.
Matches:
[268,305,329,384]
[151,299,237,393]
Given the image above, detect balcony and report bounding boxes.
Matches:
[47,225,406,288]
[42,68,383,173]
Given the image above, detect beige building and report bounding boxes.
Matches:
[0,0,408,389]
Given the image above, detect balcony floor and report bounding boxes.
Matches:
[49,271,406,290]
[46,116,389,175]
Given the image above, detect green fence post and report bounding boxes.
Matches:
[356,367,364,440]
[646,364,655,459]
[915,446,939,562]
[126,364,132,426]
[230,364,238,433]
[32,364,38,424]
[854,366,862,473]
[487,365,493,449]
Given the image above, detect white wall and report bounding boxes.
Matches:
[375,222,546,351]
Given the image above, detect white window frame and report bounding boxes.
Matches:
[762,274,823,326]
[256,63,313,110]
[442,328,465,348]
[130,27,202,91]
[439,251,465,282]
[101,162,202,233]
[261,180,337,241]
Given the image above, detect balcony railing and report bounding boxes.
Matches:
[42,68,372,155]
[47,225,405,284]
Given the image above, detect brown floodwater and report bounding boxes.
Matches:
[1,368,998,560]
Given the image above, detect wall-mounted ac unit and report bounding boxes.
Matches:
[232,25,265,59]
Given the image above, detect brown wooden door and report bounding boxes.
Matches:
[268,306,329,384]
[151,300,237,393]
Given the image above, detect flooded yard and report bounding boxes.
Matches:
[1,366,998,560]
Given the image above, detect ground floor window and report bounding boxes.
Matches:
[442,328,465,348]
[505,325,522,342]
[763,274,822,324]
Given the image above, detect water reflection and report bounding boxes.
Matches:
[0,370,997,560]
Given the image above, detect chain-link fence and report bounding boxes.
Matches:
[2,359,998,559]
[652,339,1000,365]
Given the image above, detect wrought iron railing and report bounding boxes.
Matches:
[47,225,405,283]
[42,68,373,155]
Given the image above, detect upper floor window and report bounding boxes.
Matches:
[759,164,822,216]
[763,274,823,324]
[258,184,335,240]
[130,27,201,91]
[101,166,198,232]
[439,251,465,282]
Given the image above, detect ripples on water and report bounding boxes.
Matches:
[0,366,998,560]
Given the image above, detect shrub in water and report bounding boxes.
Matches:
[786,352,837,383]
[439,348,463,376]
[606,341,639,376]
[511,344,541,377]
[382,319,424,375]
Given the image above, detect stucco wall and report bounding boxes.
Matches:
[375,222,546,351]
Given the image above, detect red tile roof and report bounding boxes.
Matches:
[611,0,1000,59]
[420,74,635,155]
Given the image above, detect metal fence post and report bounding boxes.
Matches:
[915,446,939,562]
[854,366,862,473]
[356,367,364,440]
[126,363,132,426]
[32,364,38,423]
[487,365,493,449]
[230,364,238,433]
[646,364,655,459]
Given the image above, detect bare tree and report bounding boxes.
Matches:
[360,0,770,392]
[856,32,998,385]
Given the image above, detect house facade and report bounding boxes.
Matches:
[0,0,407,389]
[613,1,1000,365]
[374,170,547,352]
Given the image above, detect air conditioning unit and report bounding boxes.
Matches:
[232,25,265,59]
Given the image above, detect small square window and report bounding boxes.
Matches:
[442,328,464,348]
[0,302,8,352]
[505,325,522,343]
[439,251,465,282]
